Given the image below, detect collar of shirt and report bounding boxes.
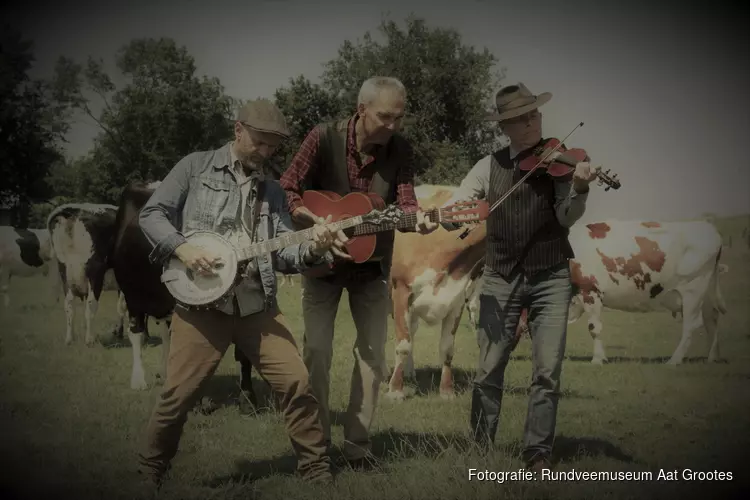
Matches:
[509,145,520,162]
[228,142,265,184]
[348,114,385,158]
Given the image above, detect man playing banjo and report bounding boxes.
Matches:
[136,99,338,489]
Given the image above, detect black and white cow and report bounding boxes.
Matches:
[0,226,54,307]
[47,203,125,346]
[110,181,173,390]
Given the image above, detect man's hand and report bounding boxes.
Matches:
[415,206,439,235]
[174,243,223,276]
[572,162,600,193]
[309,215,337,257]
[312,215,353,261]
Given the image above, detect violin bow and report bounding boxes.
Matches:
[457,121,585,240]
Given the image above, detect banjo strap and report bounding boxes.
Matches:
[238,179,266,278]
[249,179,266,244]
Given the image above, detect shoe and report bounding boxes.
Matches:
[134,472,163,498]
[525,455,552,475]
[346,455,379,471]
[306,473,335,485]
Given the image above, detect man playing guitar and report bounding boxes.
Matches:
[279,76,439,468]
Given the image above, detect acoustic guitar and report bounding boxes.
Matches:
[297,190,489,278]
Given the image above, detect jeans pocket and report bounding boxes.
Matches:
[547,262,571,279]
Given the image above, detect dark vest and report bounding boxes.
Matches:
[485,146,573,277]
[309,118,411,280]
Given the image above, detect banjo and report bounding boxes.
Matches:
[160,205,404,309]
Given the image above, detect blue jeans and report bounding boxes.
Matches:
[470,262,573,463]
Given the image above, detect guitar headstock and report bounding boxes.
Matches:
[595,167,622,191]
[436,200,490,224]
[363,205,404,225]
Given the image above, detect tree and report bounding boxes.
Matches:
[318,15,505,183]
[52,38,237,203]
[268,75,346,176]
[0,26,68,226]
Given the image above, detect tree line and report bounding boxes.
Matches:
[0,15,508,228]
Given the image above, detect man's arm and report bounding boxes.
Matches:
[439,155,491,230]
[393,142,420,233]
[272,183,333,272]
[278,126,322,229]
[139,153,195,264]
[554,179,589,228]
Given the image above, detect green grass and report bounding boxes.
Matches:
[1,231,749,500]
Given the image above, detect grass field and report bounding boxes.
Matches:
[1,218,749,500]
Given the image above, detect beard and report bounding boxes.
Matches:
[240,152,264,171]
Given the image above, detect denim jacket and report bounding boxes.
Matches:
[139,142,333,314]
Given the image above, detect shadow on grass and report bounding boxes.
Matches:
[499,434,638,466]
[564,355,729,364]
[202,429,473,488]
[395,367,596,400]
[410,366,474,395]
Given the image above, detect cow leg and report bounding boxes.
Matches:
[128,314,149,390]
[438,305,463,399]
[84,286,99,347]
[584,297,606,364]
[702,300,721,363]
[64,288,75,345]
[467,291,479,329]
[0,267,9,308]
[386,284,419,401]
[235,345,259,414]
[667,281,708,365]
[110,292,127,341]
[511,308,530,352]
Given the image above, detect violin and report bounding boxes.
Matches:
[457,122,622,241]
[518,137,621,191]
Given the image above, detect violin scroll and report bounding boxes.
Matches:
[594,168,621,191]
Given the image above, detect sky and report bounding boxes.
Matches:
[5,0,750,223]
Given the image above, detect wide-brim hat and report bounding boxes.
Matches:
[236,98,291,137]
[483,83,552,122]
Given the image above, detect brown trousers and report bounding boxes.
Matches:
[137,304,331,481]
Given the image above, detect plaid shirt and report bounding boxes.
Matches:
[279,115,419,214]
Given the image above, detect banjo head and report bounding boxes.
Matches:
[162,230,239,307]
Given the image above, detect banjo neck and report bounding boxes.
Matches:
[238,215,365,262]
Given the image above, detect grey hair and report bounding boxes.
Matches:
[357,76,407,106]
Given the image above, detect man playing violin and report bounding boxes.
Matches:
[136,99,338,490]
[441,83,598,472]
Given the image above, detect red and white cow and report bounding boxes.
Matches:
[0,226,54,307]
[567,220,727,365]
[47,203,125,346]
[386,185,524,401]
[495,219,727,366]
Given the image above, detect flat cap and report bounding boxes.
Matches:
[237,98,290,138]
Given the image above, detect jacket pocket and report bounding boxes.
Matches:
[193,177,231,227]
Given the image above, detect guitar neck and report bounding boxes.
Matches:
[239,215,364,261]
[347,208,438,237]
